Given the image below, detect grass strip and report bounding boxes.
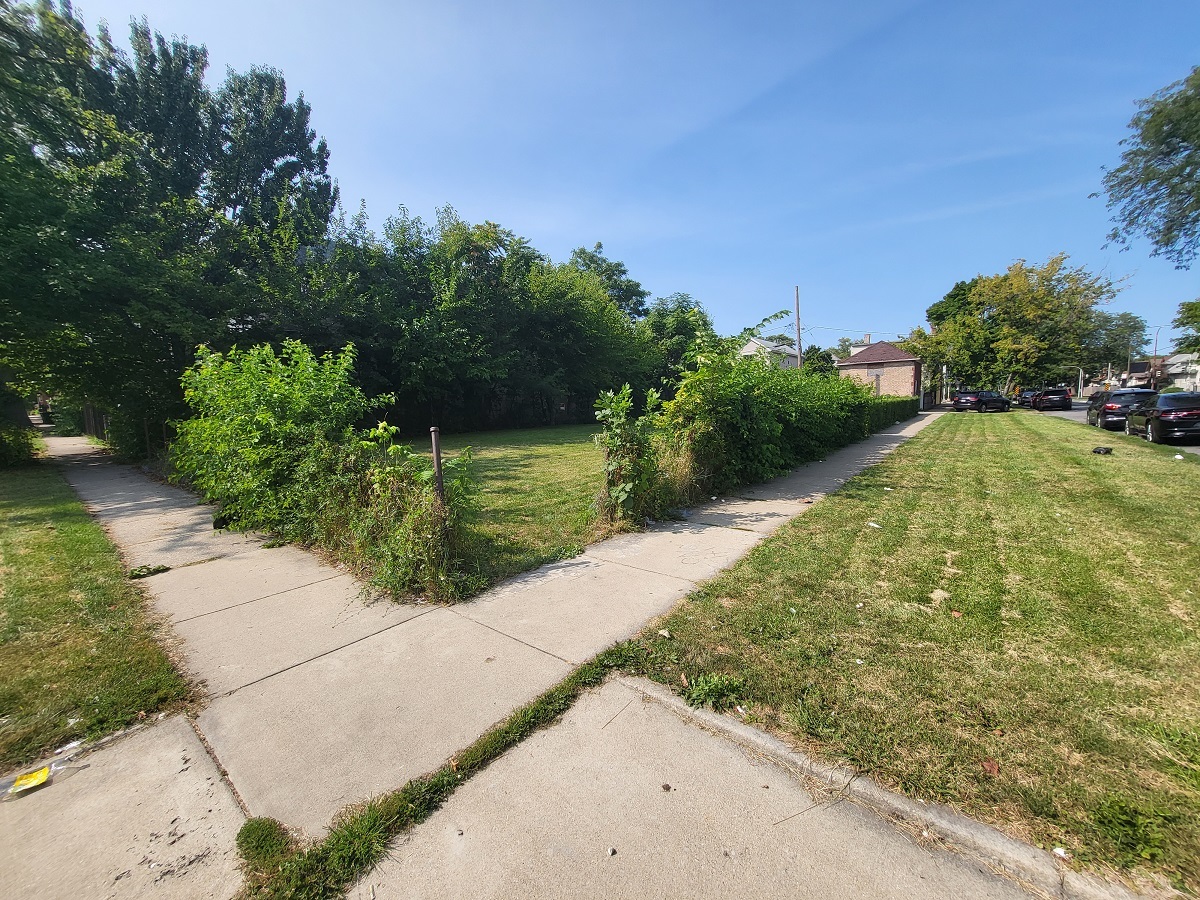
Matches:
[634,411,1200,891]
[241,642,644,899]
[0,461,189,769]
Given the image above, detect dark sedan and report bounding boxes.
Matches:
[1031,388,1072,411]
[1125,392,1200,443]
[1086,389,1157,429]
[1015,390,1037,407]
[952,390,1010,412]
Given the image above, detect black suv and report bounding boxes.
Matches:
[951,390,1011,412]
[1032,388,1072,411]
[1086,389,1157,429]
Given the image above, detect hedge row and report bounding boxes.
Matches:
[596,353,920,520]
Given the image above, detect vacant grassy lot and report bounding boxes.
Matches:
[638,411,1200,890]
[0,462,188,769]
[439,424,604,588]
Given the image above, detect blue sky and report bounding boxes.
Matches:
[76,0,1199,349]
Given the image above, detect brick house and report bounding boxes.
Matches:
[835,341,921,397]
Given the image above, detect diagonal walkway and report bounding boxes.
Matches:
[4,413,946,899]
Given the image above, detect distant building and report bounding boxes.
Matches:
[1166,352,1200,391]
[835,341,921,397]
[1123,356,1170,389]
[738,336,798,369]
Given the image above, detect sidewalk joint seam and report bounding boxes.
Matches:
[174,573,348,624]
[580,555,699,583]
[685,520,765,533]
[447,608,576,667]
[188,718,252,819]
[220,606,440,697]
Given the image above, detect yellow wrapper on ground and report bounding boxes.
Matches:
[10,766,50,794]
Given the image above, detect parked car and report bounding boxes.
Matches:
[1086,389,1157,429]
[1125,392,1200,443]
[1031,388,1072,411]
[1015,390,1038,407]
[952,390,1010,412]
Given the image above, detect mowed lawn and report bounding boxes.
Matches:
[0,462,188,769]
[439,424,604,588]
[638,411,1200,890]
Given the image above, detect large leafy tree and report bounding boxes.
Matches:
[209,66,337,241]
[800,344,836,375]
[639,293,717,391]
[568,242,650,318]
[1101,66,1200,268]
[903,255,1119,391]
[926,278,979,328]
[96,17,212,200]
[0,2,672,447]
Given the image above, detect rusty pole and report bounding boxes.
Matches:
[430,426,445,503]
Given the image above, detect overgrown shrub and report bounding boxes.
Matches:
[171,341,476,599]
[662,354,875,493]
[594,385,665,522]
[595,353,921,518]
[0,424,36,467]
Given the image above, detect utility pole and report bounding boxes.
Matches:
[794,285,803,369]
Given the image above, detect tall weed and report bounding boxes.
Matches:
[171,342,476,599]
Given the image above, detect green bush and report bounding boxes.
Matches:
[594,354,921,518]
[0,425,36,468]
[50,405,85,437]
[868,396,920,431]
[594,385,665,522]
[171,341,476,599]
[662,354,875,492]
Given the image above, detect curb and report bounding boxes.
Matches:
[618,675,1143,900]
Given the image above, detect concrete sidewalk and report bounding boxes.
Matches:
[352,678,1031,900]
[4,413,954,898]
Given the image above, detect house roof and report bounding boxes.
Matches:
[740,336,797,359]
[835,341,918,366]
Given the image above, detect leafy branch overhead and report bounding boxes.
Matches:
[1101,66,1200,269]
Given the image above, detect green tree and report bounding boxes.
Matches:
[209,65,337,241]
[96,16,212,200]
[1174,299,1200,353]
[1082,311,1148,371]
[906,255,1118,391]
[568,242,650,318]
[1101,66,1200,268]
[800,344,836,376]
[639,293,717,390]
[926,278,980,328]
[830,336,855,359]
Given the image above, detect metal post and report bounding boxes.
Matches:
[430,426,445,503]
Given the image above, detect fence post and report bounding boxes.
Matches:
[430,426,445,503]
